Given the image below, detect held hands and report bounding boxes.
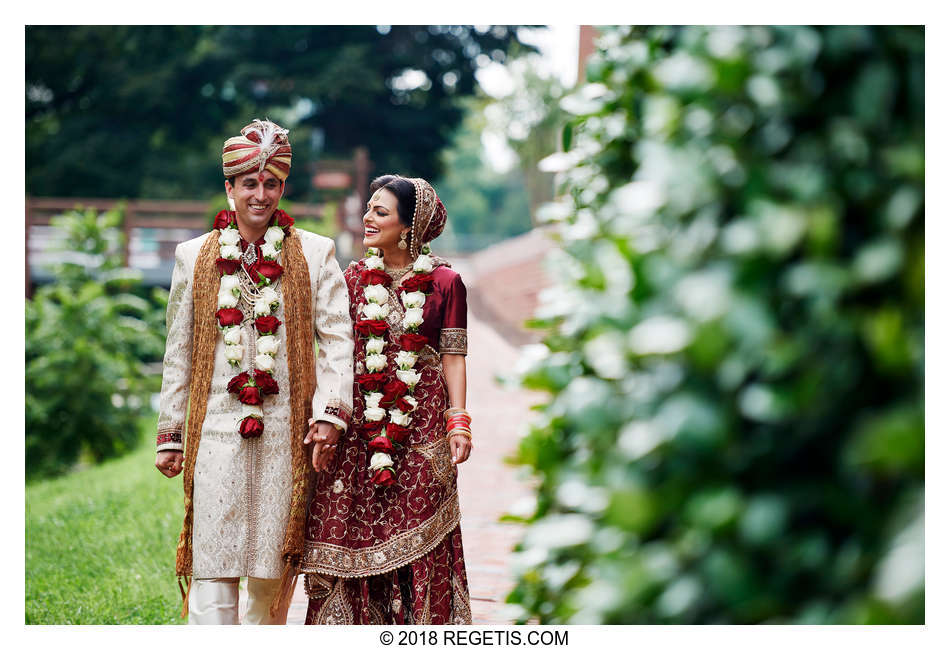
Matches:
[304,419,341,472]
[155,450,184,477]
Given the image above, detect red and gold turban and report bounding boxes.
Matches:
[222,119,292,181]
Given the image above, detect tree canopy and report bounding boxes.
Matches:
[26,25,530,200]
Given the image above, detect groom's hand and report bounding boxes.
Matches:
[155,450,184,477]
[304,420,341,472]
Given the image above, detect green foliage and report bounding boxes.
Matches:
[26,206,167,478]
[436,104,533,252]
[26,25,531,202]
[26,412,187,624]
[508,26,923,624]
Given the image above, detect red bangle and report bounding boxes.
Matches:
[446,416,471,429]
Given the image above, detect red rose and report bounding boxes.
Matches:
[357,372,388,392]
[216,258,242,276]
[380,380,408,407]
[273,209,294,230]
[255,260,284,283]
[368,435,394,453]
[227,372,250,394]
[213,210,235,230]
[385,423,410,444]
[239,385,263,406]
[401,273,434,293]
[371,467,396,487]
[360,269,392,286]
[255,315,282,334]
[253,369,279,395]
[359,420,385,440]
[239,416,264,439]
[398,333,429,352]
[355,319,389,337]
[395,397,415,413]
[216,308,244,327]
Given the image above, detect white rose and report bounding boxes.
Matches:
[219,228,241,246]
[364,406,386,422]
[412,255,433,273]
[254,298,272,316]
[260,242,279,259]
[264,226,285,246]
[365,353,388,372]
[401,291,426,309]
[259,286,279,305]
[395,350,418,370]
[401,395,418,412]
[364,284,389,304]
[389,409,410,427]
[366,337,386,355]
[402,307,424,329]
[223,326,242,345]
[220,274,240,293]
[396,369,421,388]
[365,254,385,270]
[242,403,263,419]
[255,354,275,372]
[365,392,383,409]
[224,344,244,363]
[361,302,390,321]
[220,244,241,260]
[217,288,238,309]
[257,336,280,355]
[369,451,393,471]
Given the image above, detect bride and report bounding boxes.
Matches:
[300,174,473,624]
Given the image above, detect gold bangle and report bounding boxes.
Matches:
[444,407,469,420]
[447,429,472,440]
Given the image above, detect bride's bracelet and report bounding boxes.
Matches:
[444,407,470,421]
[447,427,472,440]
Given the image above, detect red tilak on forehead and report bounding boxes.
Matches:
[258,172,265,182]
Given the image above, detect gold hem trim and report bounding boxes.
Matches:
[300,491,461,578]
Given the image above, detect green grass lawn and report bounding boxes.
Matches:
[26,412,188,624]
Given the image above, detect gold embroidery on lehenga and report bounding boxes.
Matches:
[452,574,473,624]
[300,491,462,578]
[414,437,455,488]
[314,578,355,625]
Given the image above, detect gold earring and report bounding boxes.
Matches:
[398,231,408,250]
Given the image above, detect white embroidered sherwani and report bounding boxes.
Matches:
[156,229,353,579]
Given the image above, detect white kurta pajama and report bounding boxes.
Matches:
[157,229,353,583]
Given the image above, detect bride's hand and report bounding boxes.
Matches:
[449,434,472,465]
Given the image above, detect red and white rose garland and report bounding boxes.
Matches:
[212,209,294,438]
[355,245,435,487]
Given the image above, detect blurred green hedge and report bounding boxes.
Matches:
[508,26,923,624]
[26,207,167,478]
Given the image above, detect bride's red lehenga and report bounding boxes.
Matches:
[300,257,472,625]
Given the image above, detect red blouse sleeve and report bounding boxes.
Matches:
[439,272,468,355]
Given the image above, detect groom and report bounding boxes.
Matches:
[154,119,353,624]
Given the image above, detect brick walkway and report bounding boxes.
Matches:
[278,308,539,625]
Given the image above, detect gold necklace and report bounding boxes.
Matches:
[383,263,412,281]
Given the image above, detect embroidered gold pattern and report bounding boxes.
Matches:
[414,437,455,488]
[323,398,352,426]
[300,491,462,578]
[438,328,467,355]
